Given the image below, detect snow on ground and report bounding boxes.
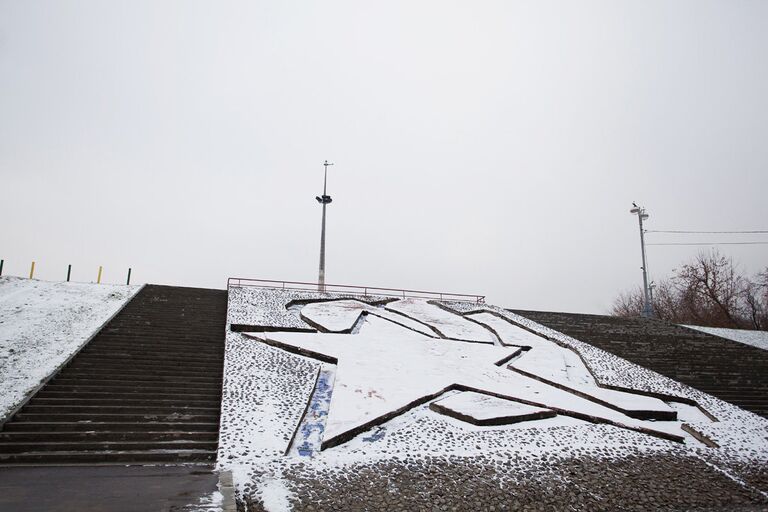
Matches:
[249,312,704,445]
[219,289,768,509]
[185,490,224,512]
[0,276,140,421]
[331,399,673,462]
[431,391,553,423]
[683,325,768,351]
[466,311,551,348]
[218,333,320,462]
[227,286,387,331]
[300,299,435,336]
[386,298,496,342]
[443,301,768,459]
[247,316,513,443]
[468,311,675,418]
[257,474,295,512]
[300,300,368,332]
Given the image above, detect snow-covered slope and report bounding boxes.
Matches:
[0,277,140,421]
[683,324,768,351]
[219,288,768,510]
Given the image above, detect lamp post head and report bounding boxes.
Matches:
[630,204,649,220]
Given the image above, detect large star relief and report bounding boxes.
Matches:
[244,299,699,452]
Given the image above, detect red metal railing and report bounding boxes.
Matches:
[227,277,485,304]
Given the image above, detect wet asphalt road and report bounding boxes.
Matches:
[0,465,219,512]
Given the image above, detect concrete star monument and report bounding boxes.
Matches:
[244,299,696,453]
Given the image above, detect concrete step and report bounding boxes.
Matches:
[28,397,221,407]
[0,440,218,453]
[33,390,221,400]
[64,361,222,373]
[83,342,224,354]
[77,350,222,364]
[0,431,218,443]
[20,405,221,415]
[57,369,224,381]
[2,422,219,432]
[53,373,223,384]
[0,449,216,464]
[45,382,222,394]
[13,413,220,423]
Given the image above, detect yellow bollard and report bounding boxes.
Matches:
[29,261,35,279]
[97,266,103,284]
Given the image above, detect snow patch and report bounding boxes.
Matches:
[259,475,295,512]
[0,276,140,421]
[683,325,768,351]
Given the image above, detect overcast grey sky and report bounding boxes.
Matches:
[1,1,766,313]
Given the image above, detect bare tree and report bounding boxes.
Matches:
[610,279,678,321]
[611,250,767,330]
[674,250,744,328]
[651,279,680,322]
[610,287,645,317]
[743,268,768,329]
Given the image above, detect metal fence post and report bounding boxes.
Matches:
[66,264,72,282]
[126,268,132,285]
[0,259,3,276]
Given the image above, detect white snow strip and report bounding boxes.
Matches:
[471,305,768,457]
[433,391,551,422]
[301,300,367,332]
[468,311,555,348]
[469,311,673,416]
[300,299,435,337]
[683,325,768,351]
[387,298,496,342]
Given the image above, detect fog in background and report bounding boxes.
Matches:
[1,1,766,313]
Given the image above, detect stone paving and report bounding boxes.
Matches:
[222,290,768,511]
[237,453,768,511]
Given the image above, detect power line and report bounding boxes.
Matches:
[646,230,768,234]
[647,241,768,246]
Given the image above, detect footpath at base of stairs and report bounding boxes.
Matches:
[0,284,228,465]
[0,465,221,512]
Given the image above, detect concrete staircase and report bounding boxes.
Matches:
[0,285,227,465]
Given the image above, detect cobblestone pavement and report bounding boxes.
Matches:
[239,453,768,512]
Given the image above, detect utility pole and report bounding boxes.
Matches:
[316,160,333,292]
[630,203,653,318]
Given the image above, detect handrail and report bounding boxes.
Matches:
[227,277,485,304]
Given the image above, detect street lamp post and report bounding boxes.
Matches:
[630,203,653,318]
[316,160,333,292]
